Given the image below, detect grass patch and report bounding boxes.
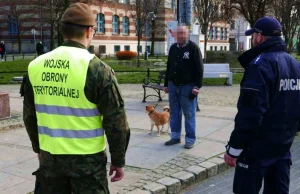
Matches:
[0,57,244,85]
[0,60,32,72]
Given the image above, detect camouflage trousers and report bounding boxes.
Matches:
[34,150,110,194]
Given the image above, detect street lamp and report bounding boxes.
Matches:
[145,12,156,60]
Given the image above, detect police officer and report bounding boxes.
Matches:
[224,17,300,194]
[22,3,130,193]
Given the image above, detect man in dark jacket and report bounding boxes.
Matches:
[36,41,44,56]
[164,25,204,149]
[0,41,6,61]
[224,17,300,194]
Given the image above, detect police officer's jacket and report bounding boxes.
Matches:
[228,37,300,159]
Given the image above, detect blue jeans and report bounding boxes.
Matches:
[168,82,197,144]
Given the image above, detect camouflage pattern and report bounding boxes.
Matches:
[22,41,130,192]
[32,151,109,194]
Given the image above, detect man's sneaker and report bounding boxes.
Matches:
[165,139,181,146]
[184,143,195,149]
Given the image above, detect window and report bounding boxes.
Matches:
[137,45,142,53]
[224,46,227,51]
[214,27,218,40]
[230,20,235,30]
[210,46,213,51]
[97,13,105,33]
[8,18,18,34]
[221,46,223,50]
[114,45,120,53]
[123,16,129,35]
[99,45,106,55]
[209,27,213,39]
[114,0,118,2]
[215,46,217,51]
[112,15,120,34]
[124,45,130,51]
[171,0,174,8]
[147,46,151,53]
[220,27,223,40]
[224,28,227,40]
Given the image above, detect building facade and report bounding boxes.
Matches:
[0,0,230,55]
[229,17,251,51]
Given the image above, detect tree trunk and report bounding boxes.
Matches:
[203,25,208,63]
[50,21,55,51]
[137,36,141,67]
[150,20,155,56]
[57,23,64,46]
[17,26,22,54]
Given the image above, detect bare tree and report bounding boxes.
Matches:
[131,0,153,67]
[194,0,229,62]
[0,0,39,53]
[41,0,71,50]
[148,0,164,56]
[229,0,273,27]
[272,0,300,52]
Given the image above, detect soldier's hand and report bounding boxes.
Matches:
[109,165,124,182]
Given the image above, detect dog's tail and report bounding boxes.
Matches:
[163,106,170,112]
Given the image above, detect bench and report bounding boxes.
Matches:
[11,76,24,83]
[203,63,233,85]
[142,69,201,111]
[142,71,166,102]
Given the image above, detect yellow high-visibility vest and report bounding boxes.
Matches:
[28,46,106,155]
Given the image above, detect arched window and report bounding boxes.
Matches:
[220,27,223,40]
[209,27,213,39]
[112,15,120,34]
[97,13,105,33]
[214,27,218,40]
[123,16,129,35]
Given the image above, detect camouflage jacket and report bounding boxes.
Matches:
[22,40,130,167]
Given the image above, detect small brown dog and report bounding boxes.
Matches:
[145,105,170,136]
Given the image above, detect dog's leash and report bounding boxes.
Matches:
[154,93,166,109]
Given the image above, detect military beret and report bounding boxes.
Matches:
[61,3,96,26]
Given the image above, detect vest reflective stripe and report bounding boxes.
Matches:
[38,126,104,138]
[35,104,100,117]
[28,46,106,155]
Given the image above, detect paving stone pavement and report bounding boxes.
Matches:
[182,137,300,194]
[0,84,243,194]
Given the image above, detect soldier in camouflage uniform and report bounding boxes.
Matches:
[21,3,130,194]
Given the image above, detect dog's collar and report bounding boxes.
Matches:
[148,110,155,115]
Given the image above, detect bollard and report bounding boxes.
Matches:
[0,92,10,119]
[12,55,14,61]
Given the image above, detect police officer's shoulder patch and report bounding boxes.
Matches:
[253,54,264,65]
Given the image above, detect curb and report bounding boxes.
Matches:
[121,153,230,194]
[0,122,24,132]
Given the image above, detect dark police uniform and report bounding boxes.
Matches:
[226,36,300,194]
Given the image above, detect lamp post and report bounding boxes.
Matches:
[144,12,156,60]
[237,19,240,51]
[31,29,36,54]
